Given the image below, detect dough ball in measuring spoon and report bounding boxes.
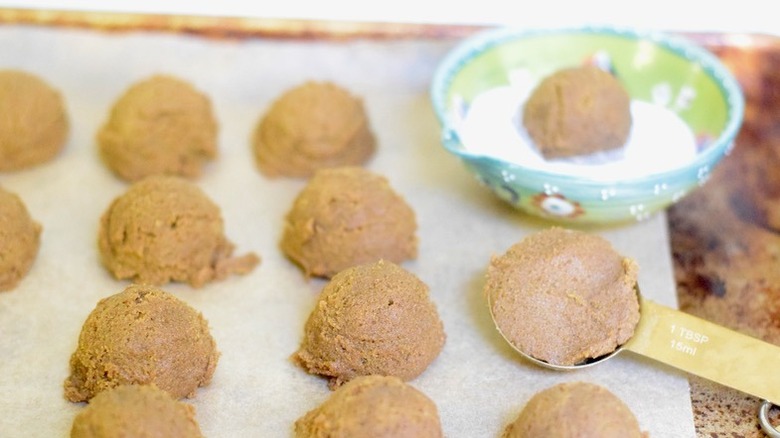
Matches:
[485,227,640,367]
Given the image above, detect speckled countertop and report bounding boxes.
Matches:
[669,33,780,437]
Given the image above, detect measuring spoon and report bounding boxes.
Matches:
[488,290,780,436]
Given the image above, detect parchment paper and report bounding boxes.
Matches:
[0,25,696,437]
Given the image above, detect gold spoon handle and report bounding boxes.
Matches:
[624,299,780,404]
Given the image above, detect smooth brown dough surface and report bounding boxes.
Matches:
[64,284,219,402]
[0,187,42,292]
[294,375,443,438]
[0,70,68,171]
[503,381,646,438]
[293,260,445,388]
[485,227,640,366]
[98,175,259,287]
[281,166,417,278]
[70,384,203,438]
[98,74,217,182]
[253,81,376,178]
[522,66,631,159]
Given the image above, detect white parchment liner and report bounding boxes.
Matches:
[0,25,695,437]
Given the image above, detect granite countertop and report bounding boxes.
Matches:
[669,32,780,437]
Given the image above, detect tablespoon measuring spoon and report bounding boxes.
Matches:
[488,292,780,436]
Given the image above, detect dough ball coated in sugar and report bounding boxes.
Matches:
[503,381,646,438]
[295,375,443,438]
[293,260,445,388]
[0,70,68,171]
[253,81,376,178]
[70,384,203,438]
[64,284,219,402]
[98,75,217,181]
[281,166,417,278]
[98,175,259,287]
[0,187,42,291]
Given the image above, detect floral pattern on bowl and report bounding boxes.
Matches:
[431,26,744,224]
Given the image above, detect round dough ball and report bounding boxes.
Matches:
[64,284,219,402]
[98,175,259,287]
[70,384,203,438]
[485,227,640,366]
[0,70,68,171]
[293,259,445,388]
[0,187,42,291]
[281,166,417,278]
[253,81,376,178]
[98,75,217,182]
[522,65,631,159]
[294,375,443,438]
[502,381,645,438]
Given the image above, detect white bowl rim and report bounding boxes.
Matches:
[430,25,746,186]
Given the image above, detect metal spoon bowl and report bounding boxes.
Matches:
[487,284,780,426]
[760,401,780,438]
[486,285,637,371]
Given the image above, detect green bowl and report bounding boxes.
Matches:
[431,26,744,224]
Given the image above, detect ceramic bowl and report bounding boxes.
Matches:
[431,26,744,224]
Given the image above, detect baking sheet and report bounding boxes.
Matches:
[0,24,695,437]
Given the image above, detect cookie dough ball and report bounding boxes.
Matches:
[0,187,42,291]
[98,75,217,182]
[293,260,445,388]
[522,66,631,159]
[295,375,443,438]
[64,284,219,402]
[70,384,203,438]
[253,81,376,178]
[281,167,417,278]
[0,70,68,171]
[98,175,259,287]
[503,381,645,438]
[485,227,640,366]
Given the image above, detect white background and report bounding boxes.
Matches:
[0,0,775,36]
